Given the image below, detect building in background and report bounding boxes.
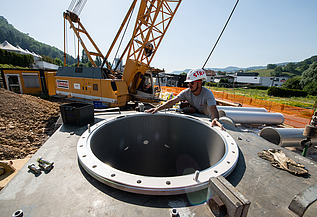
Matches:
[204,69,216,82]
[234,72,289,87]
[0,40,59,70]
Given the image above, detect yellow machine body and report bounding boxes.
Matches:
[47,67,129,107]
[58,0,182,107]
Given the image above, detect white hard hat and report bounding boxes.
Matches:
[185,69,207,82]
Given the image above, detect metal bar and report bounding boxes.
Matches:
[208,176,250,217]
[77,28,80,67]
[89,52,104,57]
[65,16,97,67]
[78,22,104,59]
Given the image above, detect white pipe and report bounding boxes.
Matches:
[219,116,235,127]
[219,110,284,125]
[259,127,317,147]
[217,106,267,113]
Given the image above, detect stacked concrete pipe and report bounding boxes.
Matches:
[217,106,267,113]
[218,107,284,125]
[259,127,317,147]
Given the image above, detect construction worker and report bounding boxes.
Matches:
[146,69,223,129]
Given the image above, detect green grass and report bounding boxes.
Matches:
[0,64,29,69]
[247,69,274,77]
[247,68,299,77]
[208,86,317,109]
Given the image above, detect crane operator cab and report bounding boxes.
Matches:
[135,70,161,102]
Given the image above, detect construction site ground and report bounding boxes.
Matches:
[0,109,316,216]
[0,87,316,191]
[0,88,71,190]
[0,88,65,160]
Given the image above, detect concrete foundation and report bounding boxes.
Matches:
[0,111,316,216]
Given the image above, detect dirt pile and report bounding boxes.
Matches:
[0,88,60,160]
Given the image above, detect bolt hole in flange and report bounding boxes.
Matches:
[77,113,239,195]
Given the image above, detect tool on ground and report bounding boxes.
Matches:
[28,164,41,175]
[37,157,54,167]
[37,157,54,172]
[38,162,53,172]
[137,102,145,112]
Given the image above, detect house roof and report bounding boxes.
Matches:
[205,69,216,76]
[1,40,20,52]
[1,41,42,58]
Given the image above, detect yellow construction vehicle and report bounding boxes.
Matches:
[47,0,182,108]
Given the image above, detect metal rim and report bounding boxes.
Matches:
[77,113,239,195]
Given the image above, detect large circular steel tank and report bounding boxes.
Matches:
[77,113,239,195]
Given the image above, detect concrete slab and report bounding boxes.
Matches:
[0,111,316,216]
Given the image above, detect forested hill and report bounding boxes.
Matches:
[0,16,76,64]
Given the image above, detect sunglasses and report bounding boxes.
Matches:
[188,80,201,85]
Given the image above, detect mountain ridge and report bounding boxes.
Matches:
[0,16,76,64]
[167,63,303,74]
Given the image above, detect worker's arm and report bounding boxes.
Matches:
[208,105,225,130]
[146,97,181,114]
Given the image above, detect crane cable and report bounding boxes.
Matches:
[112,6,135,71]
[65,20,68,64]
[202,0,240,69]
[74,29,77,62]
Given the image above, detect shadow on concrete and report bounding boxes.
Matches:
[226,147,246,187]
[77,160,211,208]
[58,124,88,136]
[57,114,126,136]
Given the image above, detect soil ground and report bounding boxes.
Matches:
[0,88,66,160]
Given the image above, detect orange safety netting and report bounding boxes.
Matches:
[160,86,313,128]
[160,86,185,96]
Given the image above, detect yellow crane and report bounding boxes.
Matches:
[47,0,182,108]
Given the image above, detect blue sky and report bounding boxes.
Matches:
[1,0,316,73]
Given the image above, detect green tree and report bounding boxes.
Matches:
[42,55,54,64]
[81,49,88,64]
[0,16,77,65]
[300,62,317,87]
[297,63,309,73]
[302,55,317,65]
[54,58,63,66]
[180,72,187,76]
[282,77,301,89]
[0,49,33,67]
[303,81,317,96]
[271,66,282,77]
[267,64,277,69]
[283,62,297,73]
[94,56,102,67]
